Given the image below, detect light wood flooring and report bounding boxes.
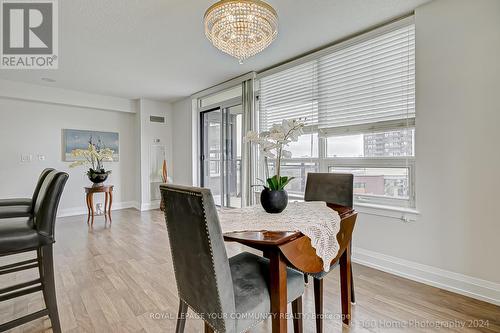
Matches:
[1,209,499,333]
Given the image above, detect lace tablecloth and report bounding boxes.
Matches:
[218,201,341,271]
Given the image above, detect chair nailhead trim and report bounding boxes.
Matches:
[200,194,227,332]
[161,204,182,298]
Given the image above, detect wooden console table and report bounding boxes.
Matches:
[84,185,113,226]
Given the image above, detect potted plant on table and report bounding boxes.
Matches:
[69,139,114,185]
[245,119,305,213]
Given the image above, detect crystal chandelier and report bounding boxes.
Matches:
[204,0,278,63]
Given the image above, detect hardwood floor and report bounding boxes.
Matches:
[1,209,499,332]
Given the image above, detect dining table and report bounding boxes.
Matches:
[221,202,357,333]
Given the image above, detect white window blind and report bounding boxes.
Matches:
[259,61,318,130]
[318,24,415,134]
[255,18,417,211]
[258,20,415,134]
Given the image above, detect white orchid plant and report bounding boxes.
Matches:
[245,119,305,191]
[69,139,114,177]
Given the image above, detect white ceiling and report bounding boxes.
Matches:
[0,0,431,102]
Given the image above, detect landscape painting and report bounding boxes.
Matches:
[63,129,119,161]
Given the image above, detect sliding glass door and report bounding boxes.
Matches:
[201,108,223,205]
[201,104,242,208]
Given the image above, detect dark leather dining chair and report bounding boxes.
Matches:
[304,173,355,333]
[0,168,54,219]
[160,184,305,333]
[0,170,68,333]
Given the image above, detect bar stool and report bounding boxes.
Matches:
[0,168,54,219]
[0,170,68,332]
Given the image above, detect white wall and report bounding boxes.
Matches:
[0,98,138,215]
[137,99,173,210]
[171,98,195,186]
[169,0,500,304]
[0,79,176,215]
[353,0,500,303]
[0,79,137,113]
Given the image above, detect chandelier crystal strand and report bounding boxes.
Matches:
[204,0,278,63]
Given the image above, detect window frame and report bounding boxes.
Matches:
[273,126,416,209]
[254,16,417,211]
[320,155,416,208]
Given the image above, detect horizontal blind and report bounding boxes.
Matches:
[259,61,318,130]
[318,24,415,133]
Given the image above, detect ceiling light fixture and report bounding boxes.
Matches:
[204,0,278,64]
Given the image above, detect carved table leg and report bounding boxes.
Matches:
[89,193,95,226]
[269,249,287,333]
[104,192,109,220]
[340,242,352,326]
[86,193,91,225]
[107,191,113,222]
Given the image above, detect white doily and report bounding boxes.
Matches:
[218,201,341,271]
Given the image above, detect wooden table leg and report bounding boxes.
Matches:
[269,249,287,333]
[107,191,113,222]
[204,322,214,333]
[292,296,303,333]
[86,193,91,225]
[89,193,95,226]
[350,241,356,304]
[339,242,352,326]
[313,278,324,333]
[104,192,109,218]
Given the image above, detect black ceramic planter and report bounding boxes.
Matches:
[88,170,108,184]
[260,188,288,213]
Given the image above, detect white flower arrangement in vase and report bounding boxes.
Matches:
[245,119,305,213]
[69,139,114,185]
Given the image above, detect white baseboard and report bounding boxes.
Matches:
[58,200,161,217]
[140,201,160,211]
[352,247,500,306]
[57,201,139,217]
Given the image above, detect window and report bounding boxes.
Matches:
[288,133,319,158]
[329,166,411,205]
[257,17,415,209]
[267,161,319,199]
[327,129,414,158]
